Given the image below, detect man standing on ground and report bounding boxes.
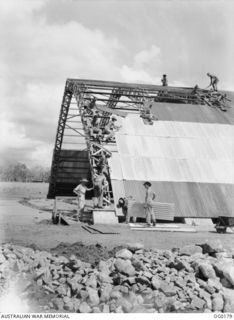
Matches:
[73,178,93,221]
[93,169,108,208]
[143,181,156,226]
[206,73,219,91]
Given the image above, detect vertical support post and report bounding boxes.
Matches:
[47,81,73,198]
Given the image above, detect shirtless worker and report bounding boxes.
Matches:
[161,74,168,87]
[73,178,93,221]
[93,169,109,208]
[143,181,156,226]
[206,73,219,91]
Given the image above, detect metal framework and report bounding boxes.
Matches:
[48,79,230,200]
[48,82,73,198]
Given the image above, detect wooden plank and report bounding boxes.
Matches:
[82,226,99,233]
[130,226,197,233]
[129,223,180,228]
[87,225,120,234]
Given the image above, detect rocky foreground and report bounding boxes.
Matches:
[0,241,234,313]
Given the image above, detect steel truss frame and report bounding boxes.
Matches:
[48,78,228,199]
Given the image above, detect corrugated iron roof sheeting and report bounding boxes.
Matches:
[118,114,233,139]
[109,156,234,184]
[151,101,234,125]
[109,109,234,218]
[111,116,234,184]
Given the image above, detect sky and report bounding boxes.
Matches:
[0,0,233,168]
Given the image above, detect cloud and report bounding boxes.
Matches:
[120,45,162,84]
[0,0,124,167]
[1,0,232,168]
[133,45,161,69]
[120,65,160,84]
[119,45,185,87]
[0,117,52,167]
[1,2,122,84]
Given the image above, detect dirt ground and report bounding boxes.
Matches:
[1,197,234,256]
[0,181,234,258]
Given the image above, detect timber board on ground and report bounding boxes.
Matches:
[130,226,197,233]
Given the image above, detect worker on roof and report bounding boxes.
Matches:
[73,178,93,221]
[102,115,120,142]
[83,105,94,128]
[96,153,111,175]
[191,85,201,103]
[89,97,96,109]
[143,181,156,227]
[91,110,101,127]
[161,74,168,87]
[206,73,219,91]
[89,111,102,143]
[191,84,199,94]
[141,100,157,124]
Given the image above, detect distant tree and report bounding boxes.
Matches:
[30,165,50,182]
[10,163,30,182]
[0,162,50,182]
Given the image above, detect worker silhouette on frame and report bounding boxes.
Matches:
[206,73,219,91]
[161,74,168,87]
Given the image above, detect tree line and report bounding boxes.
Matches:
[0,162,50,182]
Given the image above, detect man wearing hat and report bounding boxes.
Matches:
[143,181,156,226]
[73,178,93,221]
[93,169,108,208]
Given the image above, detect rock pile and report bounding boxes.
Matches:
[0,240,234,313]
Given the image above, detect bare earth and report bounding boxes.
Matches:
[0,183,234,253]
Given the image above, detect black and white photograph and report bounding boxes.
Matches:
[0,0,234,315]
